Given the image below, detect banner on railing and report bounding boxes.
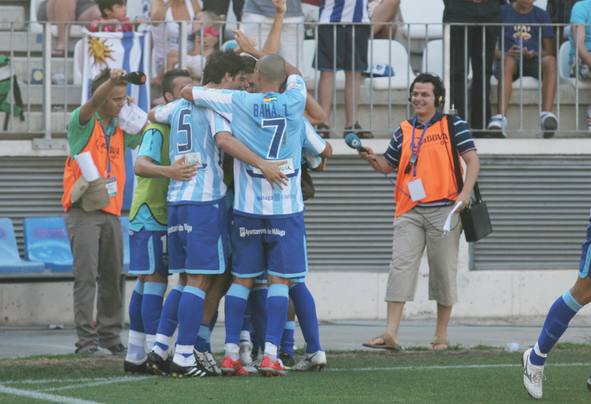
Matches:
[81,31,151,210]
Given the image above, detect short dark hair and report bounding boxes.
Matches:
[90,68,125,93]
[97,0,126,17]
[162,68,191,98]
[240,55,256,75]
[202,51,244,85]
[409,73,446,108]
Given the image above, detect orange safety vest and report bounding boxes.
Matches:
[394,115,462,217]
[61,118,126,216]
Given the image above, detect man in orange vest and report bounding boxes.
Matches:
[62,67,143,356]
[357,73,480,352]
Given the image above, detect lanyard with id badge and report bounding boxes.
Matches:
[405,117,429,202]
[99,115,118,199]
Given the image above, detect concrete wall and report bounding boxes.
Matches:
[1,138,591,325]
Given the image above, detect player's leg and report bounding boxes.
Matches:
[250,276,268,361]
[522,224,591,399]
[221,214,265,376]
[146,206,185,375]
[194,271,231,376]
[279,300,296,368]
[169,202,227,377]
[260,214,308,376]
[125,275,146,372]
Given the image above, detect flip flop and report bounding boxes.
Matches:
[362,333,402,351]
[428,336,449,351]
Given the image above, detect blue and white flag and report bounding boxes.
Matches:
[81,31,151,210]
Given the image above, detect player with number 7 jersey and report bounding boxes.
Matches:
[182,55,327,377]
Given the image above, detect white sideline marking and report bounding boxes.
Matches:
[327,362,590,372]
[41,376,152,392]
[5,377,117,385]
[0,384,100,404]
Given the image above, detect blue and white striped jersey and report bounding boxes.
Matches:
[319,0,369,23]
[302,118,327,169]
[190,75,309,217]
[153,99,229,204]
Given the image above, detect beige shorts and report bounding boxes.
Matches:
[385,205,462,306]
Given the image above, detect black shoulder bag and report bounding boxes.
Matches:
[447,114,493,242]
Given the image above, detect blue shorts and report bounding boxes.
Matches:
[231,213,308,279]
[578,222,591,278]
[129,230,168,276]
[168,200,228,275]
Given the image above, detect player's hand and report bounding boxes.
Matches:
[167,156,198,181]
[272,0,287,14]
[259,159,288,189]
[110,68,126,84]
[233,29,257,55]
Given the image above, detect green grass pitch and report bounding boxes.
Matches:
[0,345,590,403]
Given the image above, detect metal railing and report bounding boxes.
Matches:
[0,20,590,139]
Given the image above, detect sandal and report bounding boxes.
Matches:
[428,336,449,351]
[362,333,402,351]
[315,123,331,139]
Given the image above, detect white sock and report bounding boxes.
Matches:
[125,330,146,363]
[264,342,278,360]
[225,343,240,360]
[173,344,196,367]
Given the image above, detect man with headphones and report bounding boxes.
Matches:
[357,73,480,351]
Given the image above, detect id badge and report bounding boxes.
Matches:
[106,177,117,198]
[407,178,426,201]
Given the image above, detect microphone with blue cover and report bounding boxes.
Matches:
[344,133,369,153]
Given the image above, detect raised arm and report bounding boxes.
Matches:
[261,0,287,55]
[79,68,126,124]
[359,147,396,174]
[135,155,197,181]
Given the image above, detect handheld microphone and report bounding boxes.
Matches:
[344,133,368,153]
[121,71,146,85]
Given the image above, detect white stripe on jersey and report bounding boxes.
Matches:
[261,179,273,215]
[319,0,369,23]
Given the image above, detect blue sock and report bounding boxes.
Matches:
[126,281,145,363]
[290,283,322,353]
[280,321,295,356]
[265,284,289,351]
[250,286,267,352]
[141,282,166,337]
[153,285,183,355]
[175,286,206,361]
[195,324,211,352]
[224,283,250,345]
[530,291,582,366]
[129,280,144,333]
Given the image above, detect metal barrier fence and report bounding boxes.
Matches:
[0,20,589,139]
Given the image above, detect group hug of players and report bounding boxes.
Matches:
[122,49,333,378]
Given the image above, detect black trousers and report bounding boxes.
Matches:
[202,0,244,21]
[449,24,498,132]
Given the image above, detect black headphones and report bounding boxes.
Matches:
[408,73,446,108]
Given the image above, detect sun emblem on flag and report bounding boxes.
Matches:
[87,36,114,67]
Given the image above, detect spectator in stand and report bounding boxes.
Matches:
[368,0,400,39]
[202,0,244,21]
[443,0,500,137]
[315,0,372,139]
[568,0,591,131]
[89,0,134,32]
[241,0,305,70]
[37,0,101,56]
[150,0,201,77]
[488,0,557,138]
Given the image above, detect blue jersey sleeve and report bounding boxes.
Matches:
[284,75,307,114]
[384,126,403,167]
[191,86,236,121]
[302,120,327,156]
[206,109,232,138]
[138,128,164,164]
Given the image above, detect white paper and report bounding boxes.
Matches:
[251,158,295,176]
[76,152,100,182]
[443,201,464,234]
[118,102,148,135]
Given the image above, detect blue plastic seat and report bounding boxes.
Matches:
[120,216,130,272]
[0,218,45,273]
[23,217,73,273]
